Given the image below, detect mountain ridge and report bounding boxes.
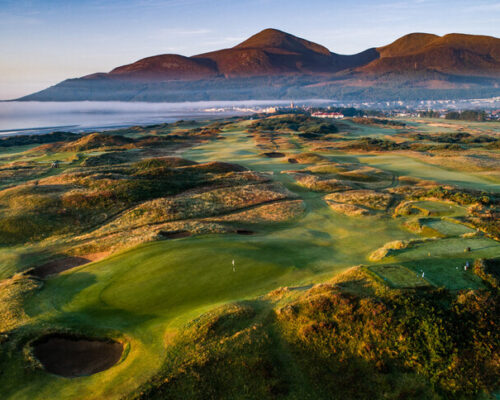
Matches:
[18,28,500,102]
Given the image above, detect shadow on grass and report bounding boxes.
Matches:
[27,271,159,330]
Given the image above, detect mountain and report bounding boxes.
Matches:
[101,29,378,79]
[357,33,500,77]
[191,29,379,77]
[19,29,500,102]
[108,54,219,80]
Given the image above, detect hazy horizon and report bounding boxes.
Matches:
[0,99,314,133]
[1,0,499,100]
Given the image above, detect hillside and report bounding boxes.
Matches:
[192,28,379,77]
[18,29,500,101]
[357,32,500,77]
[109,54,220,80]
[97,29,379,79]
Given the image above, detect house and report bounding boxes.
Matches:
[311,112,344,119]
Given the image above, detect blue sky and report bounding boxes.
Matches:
[1,0,499,99]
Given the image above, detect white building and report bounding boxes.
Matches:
[311,112,344,119]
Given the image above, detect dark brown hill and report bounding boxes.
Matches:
[234,28,331,55]
[94,29,379,80]
[108,54,219,80]
[194,29,378,77]
[358,33,500,77]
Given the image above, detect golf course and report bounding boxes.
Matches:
[0,113,498,399]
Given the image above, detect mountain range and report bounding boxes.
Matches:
[19,28,500,102]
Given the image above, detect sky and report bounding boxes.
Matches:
[0,0,499,99]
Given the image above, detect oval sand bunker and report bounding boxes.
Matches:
[33,334,123,377]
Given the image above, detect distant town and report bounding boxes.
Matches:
[203,97,500,121]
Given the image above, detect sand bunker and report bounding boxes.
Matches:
[261,152,285,158]
[31,253,109,278]
[236,229,255,235]
[31,257,90,278]
[159,230,192,239]
[33,334,123,377]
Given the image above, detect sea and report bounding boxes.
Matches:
[0,100,326,136]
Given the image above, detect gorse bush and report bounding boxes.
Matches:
[279,287,499,398]
[252,114,338,135]
[352,117,405,127]
[0,131,78,147]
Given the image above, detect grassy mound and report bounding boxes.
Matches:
[107,182,294,230]
[61,133,135,152]
[0,157,245,244]
[325,190,392,210]
[306,162,349,174]
[335,166,392,183]
[0,131,79,148]
[290,172,353,192]
[205,199,305,224]
[0,162,51,189]
[251,114,338,136]
[369,240,412,261]
[81,152,131,167]
[324,199,370,216]
[288,152,328,164]
[0,274,41,333]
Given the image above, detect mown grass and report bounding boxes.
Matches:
[422,219,475,237]
[367,264,430,288]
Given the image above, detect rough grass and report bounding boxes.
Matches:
[287,152,328,164]
[101,182,294,233]
[324,199,370,216]
[205,199,305,224]
[368,239,433,262]
[325,189,392,210]
[289,172,353,192]
[0,274,42,333]
[0,157,257,244]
